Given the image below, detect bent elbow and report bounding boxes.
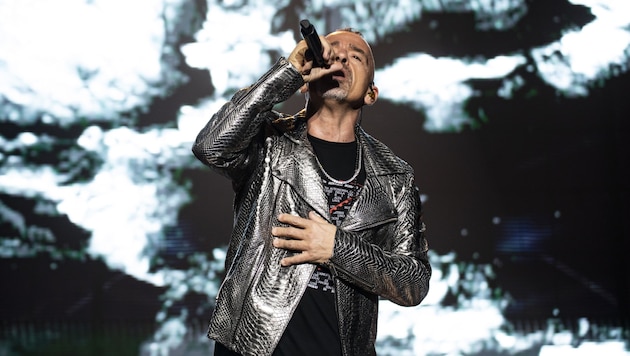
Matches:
[390,274,431,307]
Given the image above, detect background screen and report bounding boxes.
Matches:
[1,0,629,355]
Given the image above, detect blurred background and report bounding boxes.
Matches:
[0,0,628,355]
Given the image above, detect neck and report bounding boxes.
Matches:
[306,102,360,143]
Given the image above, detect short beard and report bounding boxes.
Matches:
[321,87,347,101]
[314,72,351,102]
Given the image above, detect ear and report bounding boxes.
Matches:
[299,83,309,94]
[364,84,378,106]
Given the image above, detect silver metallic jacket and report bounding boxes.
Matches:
[193,58,431,356]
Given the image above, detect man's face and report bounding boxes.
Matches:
[311,31,375,107]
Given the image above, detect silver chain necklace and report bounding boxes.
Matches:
[313,141,362,185]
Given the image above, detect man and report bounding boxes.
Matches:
[192,27,431,356]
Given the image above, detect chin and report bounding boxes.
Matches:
[321,88,347,101]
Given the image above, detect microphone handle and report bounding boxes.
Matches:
[299,19,326,68]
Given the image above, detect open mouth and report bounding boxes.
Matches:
[331,70,346,81]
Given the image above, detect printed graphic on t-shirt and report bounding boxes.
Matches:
[307,266,335,292]
[324,179,363,226]
[305,178,363,294]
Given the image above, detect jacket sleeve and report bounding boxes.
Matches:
[191,58,303,183]
[326,173,431,306]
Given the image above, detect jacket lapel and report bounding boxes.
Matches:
[271,122,404,230]
[272,133,330,221]
[340,130,401,231]
[340,174,398,231]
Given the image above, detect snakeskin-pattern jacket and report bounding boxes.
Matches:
[192,58,431,356]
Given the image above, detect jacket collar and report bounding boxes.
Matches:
[276,110,407,176]
[272,112,404,230]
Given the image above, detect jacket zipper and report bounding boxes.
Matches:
[333,275,348,356]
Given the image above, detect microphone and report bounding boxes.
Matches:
[299,19,326,68]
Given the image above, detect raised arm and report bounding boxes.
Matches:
[192,58,303,182]
[192,35,342,181]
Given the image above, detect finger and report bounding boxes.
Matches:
[301,60,313,73]
[277,213,309,228]
[308,211,326,223]
[304,62,343,82]
[320,36,334,63]
[280,253,310,267]
[272,226,304,240]
[273,237,305,251]
[288,40,312,73]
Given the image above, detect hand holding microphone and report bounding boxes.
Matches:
[299,19,326,68]
[288,19,341,86]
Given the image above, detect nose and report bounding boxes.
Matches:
[334,49,348,64]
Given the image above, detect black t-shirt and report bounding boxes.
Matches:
[272,135,365,356]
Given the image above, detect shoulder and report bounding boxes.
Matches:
[358,128,414,176]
